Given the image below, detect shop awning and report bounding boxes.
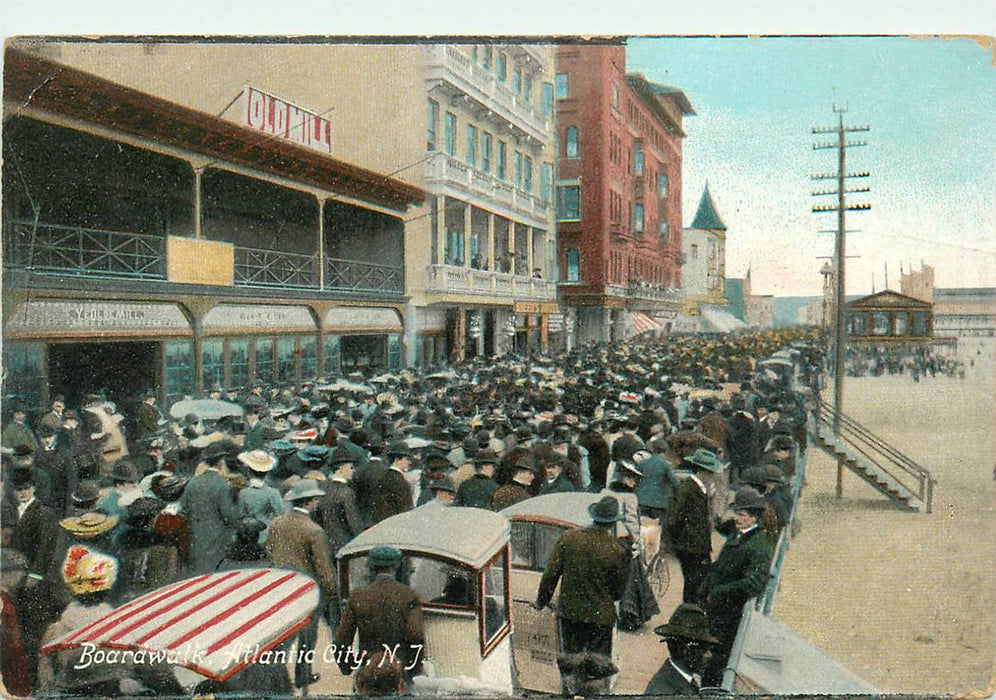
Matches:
[700,305,749,334]
[629,311,663,337]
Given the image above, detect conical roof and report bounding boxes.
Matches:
[691,184,727,231]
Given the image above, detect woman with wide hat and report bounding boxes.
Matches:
[235,449,284,545]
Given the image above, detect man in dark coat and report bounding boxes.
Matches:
[538,452,576,495]
[634,445,681,524]
[489,455,537,510]
[726,405,758,489]
[577,422,610,491]
[697,486,774,687]
[317,448,363,560]
[667,448,724,603]
[179,441,239,574]
[645,603,718,695]
[136,390,163,439]
[456,449,499,508]
[335,546,426,682]
[369,441,414,525]
[34,425,78,517]
[267,479,336,689]
[2,405,39,455]
[38,396,66,436]
[534,496,629,694]
[8,467,62,688]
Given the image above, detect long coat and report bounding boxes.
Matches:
[369,468,413,526]
[317,479,363,556]
[666,477,712,558]
[536,526,628,628]
[456,473,498,509]
[237,480,285,544]
[265,509,337,599]
[179,468,239,573]
[698,526,773,640]
[634,454,681,510]
[335,573,425,674]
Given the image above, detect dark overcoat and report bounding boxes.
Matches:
[179,468,239,574]
[666,478,712,557]
[335,574,426,674]
[456,473,498,509]
[317,479,363,555]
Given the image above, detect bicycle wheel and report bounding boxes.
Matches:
[647,553,669,599]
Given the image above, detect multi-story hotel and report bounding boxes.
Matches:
[415,43,559,363]
[554,44,693,345]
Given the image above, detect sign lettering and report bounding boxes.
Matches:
[245,87,333,153]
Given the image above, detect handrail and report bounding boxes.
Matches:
[815,398,935,513]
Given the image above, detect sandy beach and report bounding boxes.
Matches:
[774,338,996,696]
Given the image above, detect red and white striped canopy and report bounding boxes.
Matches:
[630,312,663,336]
[40,568,319,682]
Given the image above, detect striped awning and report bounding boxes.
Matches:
[40,568,319,682]
[630,311,663,336]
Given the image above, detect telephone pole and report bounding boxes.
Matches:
[812,106,871,436]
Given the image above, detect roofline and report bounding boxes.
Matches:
[642,80,696,115]
[624,73,687,139]
[3,48,425,211]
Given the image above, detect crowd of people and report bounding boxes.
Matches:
[0,327,822,697]
[845,345,965,380]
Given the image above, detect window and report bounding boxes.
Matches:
[482,132,493,173]
[541,82,554,117]
[566,248,581,282]
[466,124,478,168]
[565,126,580,158]
[658,173,669,197]
[254,337,274,384]
[660,220,670,243]
[444,112,456,156]
[634,203,644,233]
[691,244,699,260]
[513,68,522,94]
[634,142,644,175]
[3,343,45,411]
[300,335,317,378]
[540,162,553,201]
[511,521,569,571]
[872,312,891,335]
[612,82,620,108]
[514,151,522,188]
[556,183,581,221]
[325,335,341,375]
[524,73,533,101]
[555,72,569,98]
[201,338,224,391]
[427,100,439,150]
[229,339,250,389]
[482,45,493,69]
[481,551,510,650]
[446,227,465,265]
[523,156,533,192]
[497,141,507,179]
[497,53,507,82]
[165,340,194,396]
[276,337,296,383]
[387,334,402,369]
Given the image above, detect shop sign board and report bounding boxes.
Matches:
[4,300,191,338]
[202,304,317,332]
[238,86,333,154]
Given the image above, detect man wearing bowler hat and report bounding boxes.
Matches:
[667,447,724,603]
[369,440,414,526]
[180,441,240,574]
[267,479,337,688]
[696,486,773,687]
[533,495,629,693]
[456,448,500,508]
[645,603,718,695]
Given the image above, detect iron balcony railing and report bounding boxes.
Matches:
[4,219,166,280]
[234,246,319,289]
[326,257,404,295]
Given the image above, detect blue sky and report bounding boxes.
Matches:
[626,36,996,296]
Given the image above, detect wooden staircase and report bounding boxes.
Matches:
[809,399,935,513]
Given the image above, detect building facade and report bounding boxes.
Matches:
[415,43,559,364]
[933,288,996,337]
[845,290,934,344]
[554,44,692,344]
[899,262,935,303]
[3,43,425,415]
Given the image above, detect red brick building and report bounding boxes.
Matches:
[555,44,693,345]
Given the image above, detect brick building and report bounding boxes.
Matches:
[554,44,693,344]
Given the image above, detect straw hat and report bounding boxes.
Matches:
[62,545,118,595]
[60,512,120,539]
[238,449,276,473]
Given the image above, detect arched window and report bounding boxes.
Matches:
[566,248,581,282]
[565,126,580,159]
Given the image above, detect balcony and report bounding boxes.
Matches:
[425,153,551,228]
[4,219,167,280]
[426,45,549,143]
[426,263,556,301]
[5,219,404,297]
[604,280,684,307]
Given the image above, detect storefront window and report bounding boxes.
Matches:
[2,343,45,413]
[255,337,274,384]
[341,335,387,370]
[895,313,909,336]
[300,335,318,379]
[201,338,224,391]
[912,311,930,336]
[388,334,402,370]
[164,340,194,397]
[229,339,250,389]
[276,337,296,384]
[325,335,341,376]
[849,314,868,335]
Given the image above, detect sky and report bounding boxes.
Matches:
[2,1,993,298]
[626,35,996,296]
